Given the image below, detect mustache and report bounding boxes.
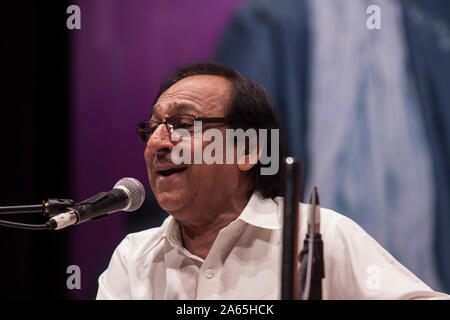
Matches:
[152,153,180,167]
[153,158,172,166]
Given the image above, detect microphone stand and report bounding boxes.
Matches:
[0,198,75,230]
[281,157,302,299]
[280,155,325,300]
[0,204,47,215]
[0,198,75,216]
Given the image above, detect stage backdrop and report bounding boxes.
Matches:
[70,0,245,299]
[70,0,449,299]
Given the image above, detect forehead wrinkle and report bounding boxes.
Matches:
[161,88,218,106]
[151,101,201,118]
[155,92,223,117]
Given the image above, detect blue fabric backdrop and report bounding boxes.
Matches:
[214,0,450,293]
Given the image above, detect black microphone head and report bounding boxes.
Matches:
[113,178,145,211]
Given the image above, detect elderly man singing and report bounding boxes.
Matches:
[96,62,448,300]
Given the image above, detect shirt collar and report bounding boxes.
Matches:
[237,191,282,230]
[161,216,183,248]
[160,190,282,247]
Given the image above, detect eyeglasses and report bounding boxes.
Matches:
[136,114,229,143]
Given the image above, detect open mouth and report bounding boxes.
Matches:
[157,167,188,177]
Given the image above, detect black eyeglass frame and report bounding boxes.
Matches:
[136,113,229,143]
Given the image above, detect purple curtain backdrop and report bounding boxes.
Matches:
[69,0,245,299]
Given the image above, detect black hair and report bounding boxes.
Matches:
[153,61,286,198]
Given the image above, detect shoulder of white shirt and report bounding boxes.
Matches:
[118,193,358,261]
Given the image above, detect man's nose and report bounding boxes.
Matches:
[147,124,173,155]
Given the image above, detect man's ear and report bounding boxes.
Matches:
[237,161,256,172]
[237,144,262,172]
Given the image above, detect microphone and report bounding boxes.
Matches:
[48,178,145,230]
[299,187,325,300]
[307,187,320,235]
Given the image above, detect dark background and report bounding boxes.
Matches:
[1,0,240,299]
[1,1,71,298]
[1,2,169,299]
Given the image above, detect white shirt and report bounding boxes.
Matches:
[96,192,448,300]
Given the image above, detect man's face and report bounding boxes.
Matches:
[144,75,242,222]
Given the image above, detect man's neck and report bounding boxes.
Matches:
[176,191,252,260]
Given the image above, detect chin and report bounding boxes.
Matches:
[154,190,189,213]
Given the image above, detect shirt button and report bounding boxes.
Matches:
[205,269,214,279]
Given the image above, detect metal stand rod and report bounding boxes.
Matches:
[0,204,44,215]
[0,198,75,216]
[281,157,302,300]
